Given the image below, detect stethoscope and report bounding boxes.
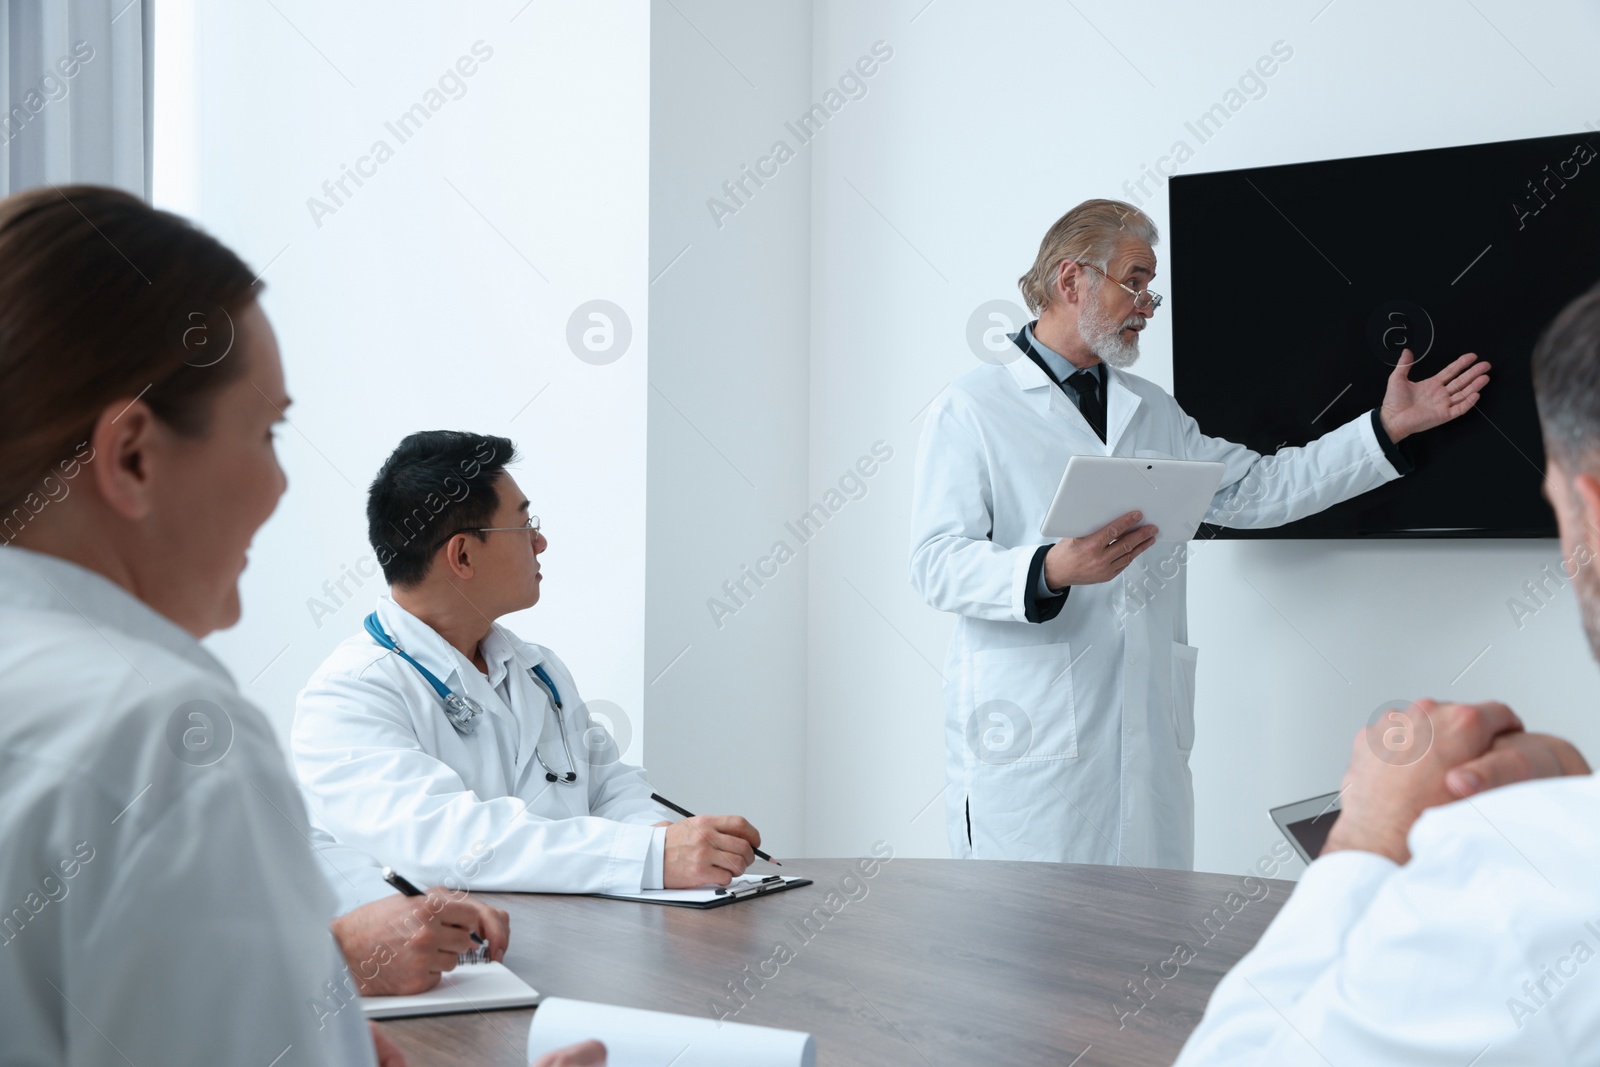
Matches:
[363,612,579,785]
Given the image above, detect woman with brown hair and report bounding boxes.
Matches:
[0,186,601,1067]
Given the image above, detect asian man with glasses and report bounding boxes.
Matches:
[292,431,764,895]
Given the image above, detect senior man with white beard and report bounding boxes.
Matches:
[909,198,1491,868]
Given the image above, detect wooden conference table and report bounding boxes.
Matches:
[377,858,1292,1067]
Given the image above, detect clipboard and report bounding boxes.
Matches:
[592,874,813,909]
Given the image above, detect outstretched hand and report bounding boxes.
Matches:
[1379,349,1490,443]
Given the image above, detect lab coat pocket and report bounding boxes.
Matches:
[968,643,1078,762]
[1171,641,1199,752]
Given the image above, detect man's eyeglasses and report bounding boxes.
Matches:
[1078,261,1163,312]
[431,516,540,554]
[469,516,540,536]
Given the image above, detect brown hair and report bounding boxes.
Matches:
[0,185,259,513]
[1018,199,1159,315]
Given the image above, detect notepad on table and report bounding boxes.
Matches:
[361,960,539,1019]
[528,997,816,1067]
[593,874,812,908]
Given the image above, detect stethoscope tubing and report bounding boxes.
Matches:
[365,611,579,784]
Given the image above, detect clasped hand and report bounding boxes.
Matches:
[1325,699,1588,864]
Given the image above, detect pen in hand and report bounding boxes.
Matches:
[382,866,487,946]
[649,792,781,865]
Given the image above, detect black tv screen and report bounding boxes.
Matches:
[1170,130,1600,538]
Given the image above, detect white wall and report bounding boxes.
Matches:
[152,0,1600,877]
[804,0,1600,874]
[644,0,812,851]
[154,1,652,756]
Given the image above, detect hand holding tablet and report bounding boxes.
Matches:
[1042,508,1161,588]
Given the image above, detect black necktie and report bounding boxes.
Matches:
[1067,369,1107,443]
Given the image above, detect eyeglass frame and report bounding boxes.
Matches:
[429,515,540,555]
[1075,260,1163,312]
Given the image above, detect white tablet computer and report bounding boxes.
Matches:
[1269,790,1342,865]
[1039,456,1227,541]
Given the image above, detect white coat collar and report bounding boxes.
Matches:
[0,545,232,681]
[373,594,544,691]
[1004,332,1143,452]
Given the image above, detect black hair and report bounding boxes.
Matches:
[1533,280,1600,467]
[367,430,517,587]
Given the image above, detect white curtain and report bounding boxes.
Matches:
[1,0,150,198]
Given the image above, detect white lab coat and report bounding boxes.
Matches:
[1175,774,1600,1064]
[310,825,399,918]
[292,596,666,895]
[909,347,1404,869]
[0,547,374,1067]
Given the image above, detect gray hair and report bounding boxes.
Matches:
[1534,280,1600,467]
[1017,199,1160,315]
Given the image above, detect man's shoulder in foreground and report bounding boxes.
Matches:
[1179,775,1600,1065]
[1341,774,1600,1057]
[1409,771,1600,877]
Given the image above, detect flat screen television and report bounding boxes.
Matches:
[1170,130,1600,538]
